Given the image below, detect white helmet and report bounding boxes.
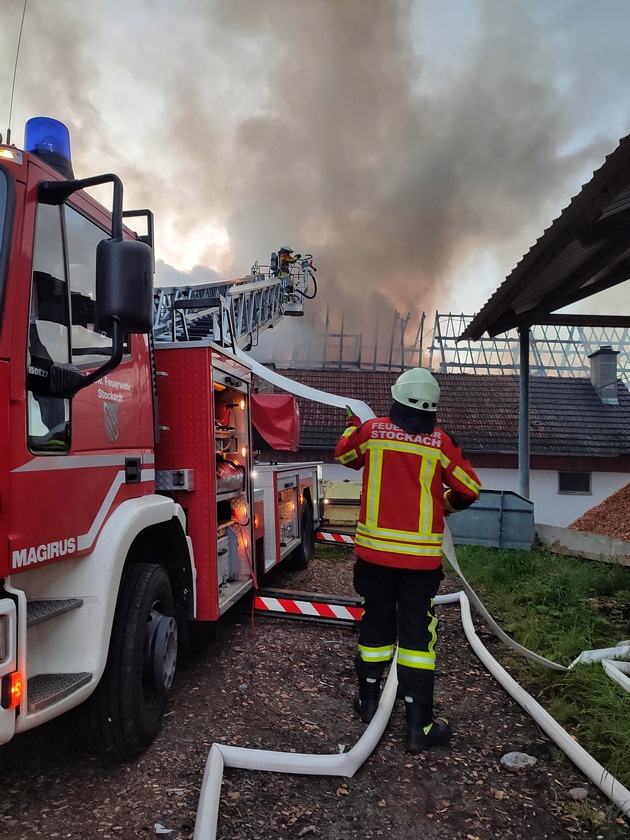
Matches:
[391,368,440,412]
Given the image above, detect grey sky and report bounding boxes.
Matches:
[2,0,630,345]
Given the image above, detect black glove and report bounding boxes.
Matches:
[444,489,475,513]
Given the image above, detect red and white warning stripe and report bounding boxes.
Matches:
[254,595,362,622]
[316,531,355,544]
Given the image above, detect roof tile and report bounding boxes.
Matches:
[265,370,630,456]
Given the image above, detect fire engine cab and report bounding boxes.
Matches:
[0,118,323,755]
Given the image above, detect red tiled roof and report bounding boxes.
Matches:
[264,369,630,456]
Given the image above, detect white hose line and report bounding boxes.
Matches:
[193,586,630,838]
[602,658,630,693]
[235,348,376,423]
[195,742,225,839]
[442,527,568,672]
[194,659,399,839]
[194,584,630,837]
[458,590,630,817]
[444,526,630,687]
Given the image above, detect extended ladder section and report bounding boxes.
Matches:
[153,257,317,349]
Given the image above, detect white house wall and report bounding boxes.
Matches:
[477,468,629,528]
[321,463,629,528]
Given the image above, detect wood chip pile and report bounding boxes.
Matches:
[569,482,630,541]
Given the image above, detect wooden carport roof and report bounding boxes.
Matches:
[461,132,630,340]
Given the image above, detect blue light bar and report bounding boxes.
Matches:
[25,117,72,160]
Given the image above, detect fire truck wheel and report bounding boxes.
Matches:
[79,562,177,756]
[291,504,315,569]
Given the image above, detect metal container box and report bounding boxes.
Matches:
[448,489,535,550]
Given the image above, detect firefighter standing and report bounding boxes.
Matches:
[334,368,481,752]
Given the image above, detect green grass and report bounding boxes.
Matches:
[450,544,630,788]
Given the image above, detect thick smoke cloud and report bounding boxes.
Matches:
[1,0,628,361]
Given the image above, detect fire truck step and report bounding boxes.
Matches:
[253,588,363,624]
[256,587,361,607]
[27,672,92,713]
[315,530,355,545]
[27,598,84,627]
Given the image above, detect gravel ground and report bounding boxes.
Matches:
[0,546,628,840]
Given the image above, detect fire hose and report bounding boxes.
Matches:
[193,527,630,838]
[194,366,630,836]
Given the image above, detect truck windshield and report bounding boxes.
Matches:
[0,169,8,323]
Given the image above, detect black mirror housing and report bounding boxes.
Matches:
[96,238,154,334]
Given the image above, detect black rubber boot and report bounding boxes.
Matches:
[353,677,381,723]
[353,655,382,723]
[405,698,452,753]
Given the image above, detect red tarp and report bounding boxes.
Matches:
[251,394,300,451]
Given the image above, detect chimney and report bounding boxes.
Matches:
[588,346,619,405]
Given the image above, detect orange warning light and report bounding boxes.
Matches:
[1,671,23,710]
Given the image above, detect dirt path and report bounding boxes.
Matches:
[0,549,627,839]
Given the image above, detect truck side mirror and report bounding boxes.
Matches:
[95,238,154,334]
[43,237,154,398]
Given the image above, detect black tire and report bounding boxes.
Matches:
[79,563,178,756]
[291,504,315,569]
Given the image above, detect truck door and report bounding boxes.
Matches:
[10,193,153,573]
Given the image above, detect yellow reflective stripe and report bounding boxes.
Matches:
[427,607,438,656]
[341,426,357,438]
[419,453,438,534]
[452,465,480,494]
[368,440,441,460]
[355,534,443,556]
[443,490,458,513]
[359,440,369,453]
[358,644,395,663]
[355,532,444,552]
[440,451,451,468]
[365,448,383,528]
[356,522,442,543]
[397,647,436,670]
[337,448,359,464]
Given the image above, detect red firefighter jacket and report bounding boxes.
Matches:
[334,417,481,570]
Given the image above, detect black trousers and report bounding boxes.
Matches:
[353,558,444,719]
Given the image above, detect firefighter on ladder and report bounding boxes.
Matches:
[334,368,481,752]
[277,246,301,277]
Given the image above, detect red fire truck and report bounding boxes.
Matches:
[0,118,323,755]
